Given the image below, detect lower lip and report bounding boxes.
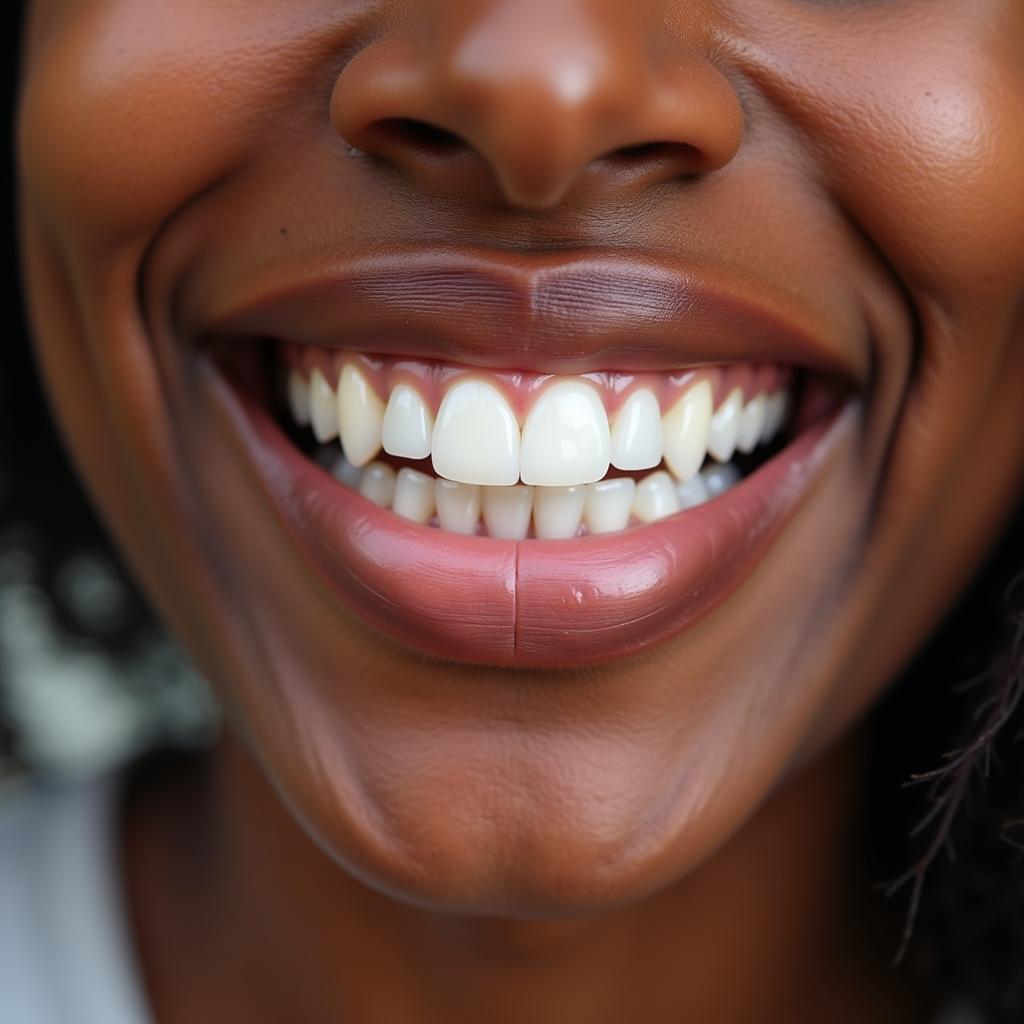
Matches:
[207,360,852,668]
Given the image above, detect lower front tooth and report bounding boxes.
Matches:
[584,479,636,535]
[482,485,534,540]
[701,462,742,498]
[359,462,397,508]
[707,387,742,463]
[393,468,436,524]
[675,473,710,510]
[632,471,680,523]
[435,479,482,535]
[533,485,586,540]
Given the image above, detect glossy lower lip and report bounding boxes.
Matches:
[205,357,854,667]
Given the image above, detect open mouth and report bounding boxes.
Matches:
[194,248,859,666]
[271,350,796,541]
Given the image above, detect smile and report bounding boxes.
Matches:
[196,247,860,666]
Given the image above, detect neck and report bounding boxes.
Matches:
[123,731,918,1024]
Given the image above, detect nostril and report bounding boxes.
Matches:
[375,118,468,155]
[603,141,703,167]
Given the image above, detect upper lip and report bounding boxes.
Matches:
[183,244,865,380]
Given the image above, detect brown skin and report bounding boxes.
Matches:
[15,1,1024,1022]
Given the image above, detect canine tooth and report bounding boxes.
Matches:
[676,474,711,510]
[701,462,742,498]
[736,394,767,455]
[533,485,586,540]
[435,479,482,535]
[482,485,534,540]
[521,380,611,487]
[609,389,662,471]
[393,468,436,524]
[382,385,434,460]
[338,364,385,467]
[662,380,712,482]
[287,369,312,427]
[707,387,743,463]
[310,369,339,443]
[632,471,680,523]
[584,479,636,535]
[359,462,397,508]
[329,453,364,489]
[432,380,520,486]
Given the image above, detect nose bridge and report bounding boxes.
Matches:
[332,0,744,210]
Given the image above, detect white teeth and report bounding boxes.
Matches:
[736,394,766,455]
[382,385,434,460]
[435,479,482,535]
[584,478,636,535]
[707,387,743,463]
[675,473,710,510]
[288,370,312,427]
[762,391,789,443]
[338,364,385,467]
[533,485,586,540]
[521,380,611,487]
[609,389,662,472]
[662,380,712,483]
[393,468,436,524]
[358,462,397,508]
[632,471,680,523]
[432,380,521,486]
[309,369,339,443]
[482,485,534,541]
[701,462,742,498]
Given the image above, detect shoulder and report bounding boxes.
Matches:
[0,773,153,1024]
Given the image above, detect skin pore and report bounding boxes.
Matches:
[15,1,1024,1022]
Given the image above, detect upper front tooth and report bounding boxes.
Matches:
[662,380,712,482]
[520,380,611,487]
[736,394,766,455]
[310,369,339,443]
[287,369,312,427]
[382,384,434,460]
[338,364,385,467]
[707,387,743,463]
[762,391,789,442]
[609,389,662,471]
[432,379,521,486]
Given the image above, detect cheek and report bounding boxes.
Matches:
[17,0,347,252]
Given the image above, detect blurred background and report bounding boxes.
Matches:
[0,5,219,790]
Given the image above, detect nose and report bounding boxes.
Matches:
[331,0,745,210]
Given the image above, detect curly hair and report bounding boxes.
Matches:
[3,4,1023,1018]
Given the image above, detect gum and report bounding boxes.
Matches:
[281,345,792,421]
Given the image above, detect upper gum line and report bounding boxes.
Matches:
[284,346,791,420]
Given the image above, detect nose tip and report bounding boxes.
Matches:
[331,1,745,210]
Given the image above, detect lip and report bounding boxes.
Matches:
[185,245,866,382]
[203,352,853,667]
